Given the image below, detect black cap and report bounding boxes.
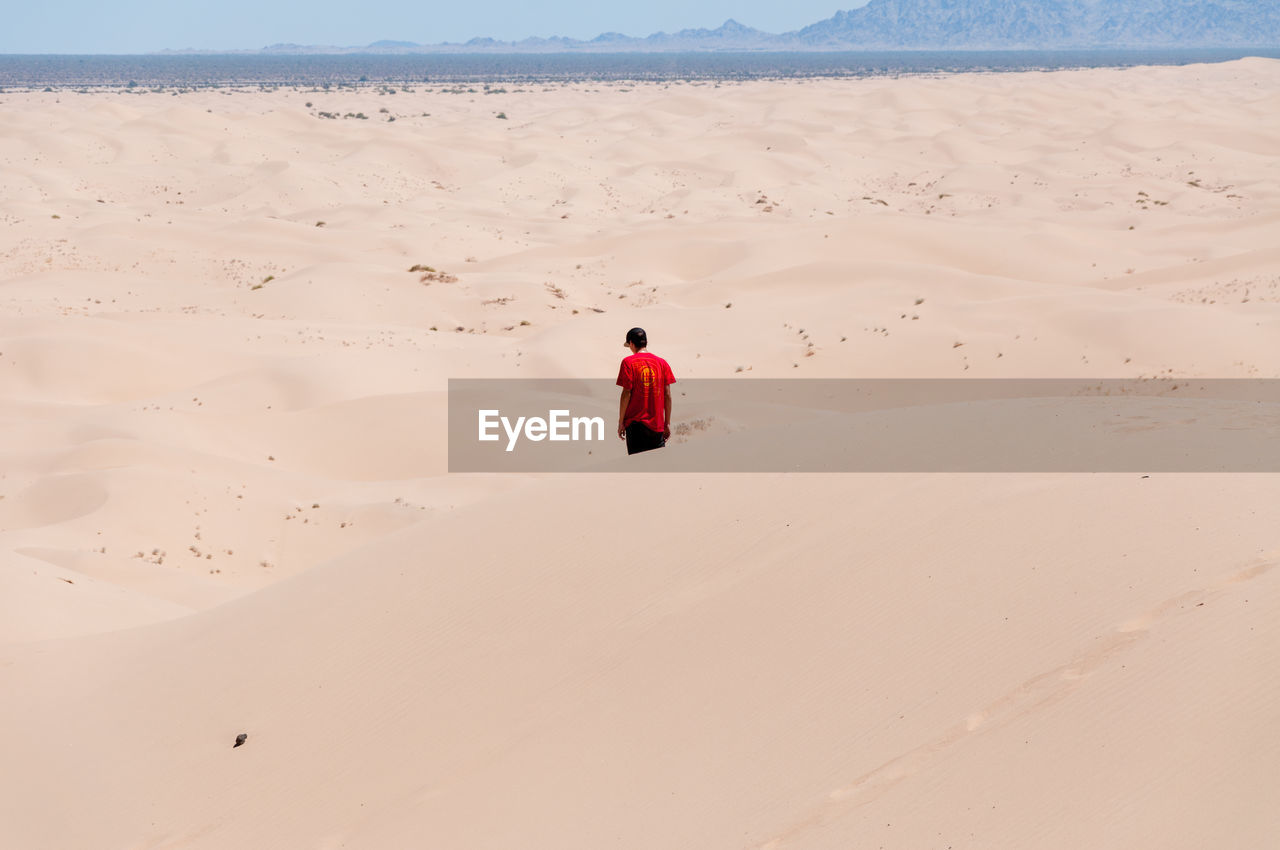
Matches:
[625,327,647,348]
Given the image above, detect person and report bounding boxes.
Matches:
[616,327,675,455]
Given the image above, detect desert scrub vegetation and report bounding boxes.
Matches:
[409,264,457,284]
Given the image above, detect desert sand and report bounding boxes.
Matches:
[1,58,1279,848]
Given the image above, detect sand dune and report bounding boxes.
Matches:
[2,59,1279,848]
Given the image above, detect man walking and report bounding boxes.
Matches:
[616,327,675,455]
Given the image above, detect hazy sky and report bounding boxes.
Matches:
[5,1,872,54]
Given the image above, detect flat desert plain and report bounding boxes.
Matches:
[2,59,1279,849]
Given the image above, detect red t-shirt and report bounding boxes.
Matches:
[616,351,676,433]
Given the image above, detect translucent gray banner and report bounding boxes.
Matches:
[447,379,1280,472]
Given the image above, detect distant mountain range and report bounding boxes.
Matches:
[795,0,1280,48]
[162,1,1280,54]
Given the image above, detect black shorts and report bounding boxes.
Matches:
[625,422,666,455]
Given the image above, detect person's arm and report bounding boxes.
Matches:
[618,388,631,439]
[663,384,672,439]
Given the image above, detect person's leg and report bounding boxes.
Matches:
[625,422,665,454]
[634,425,661,453]
[624,422,645,454]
